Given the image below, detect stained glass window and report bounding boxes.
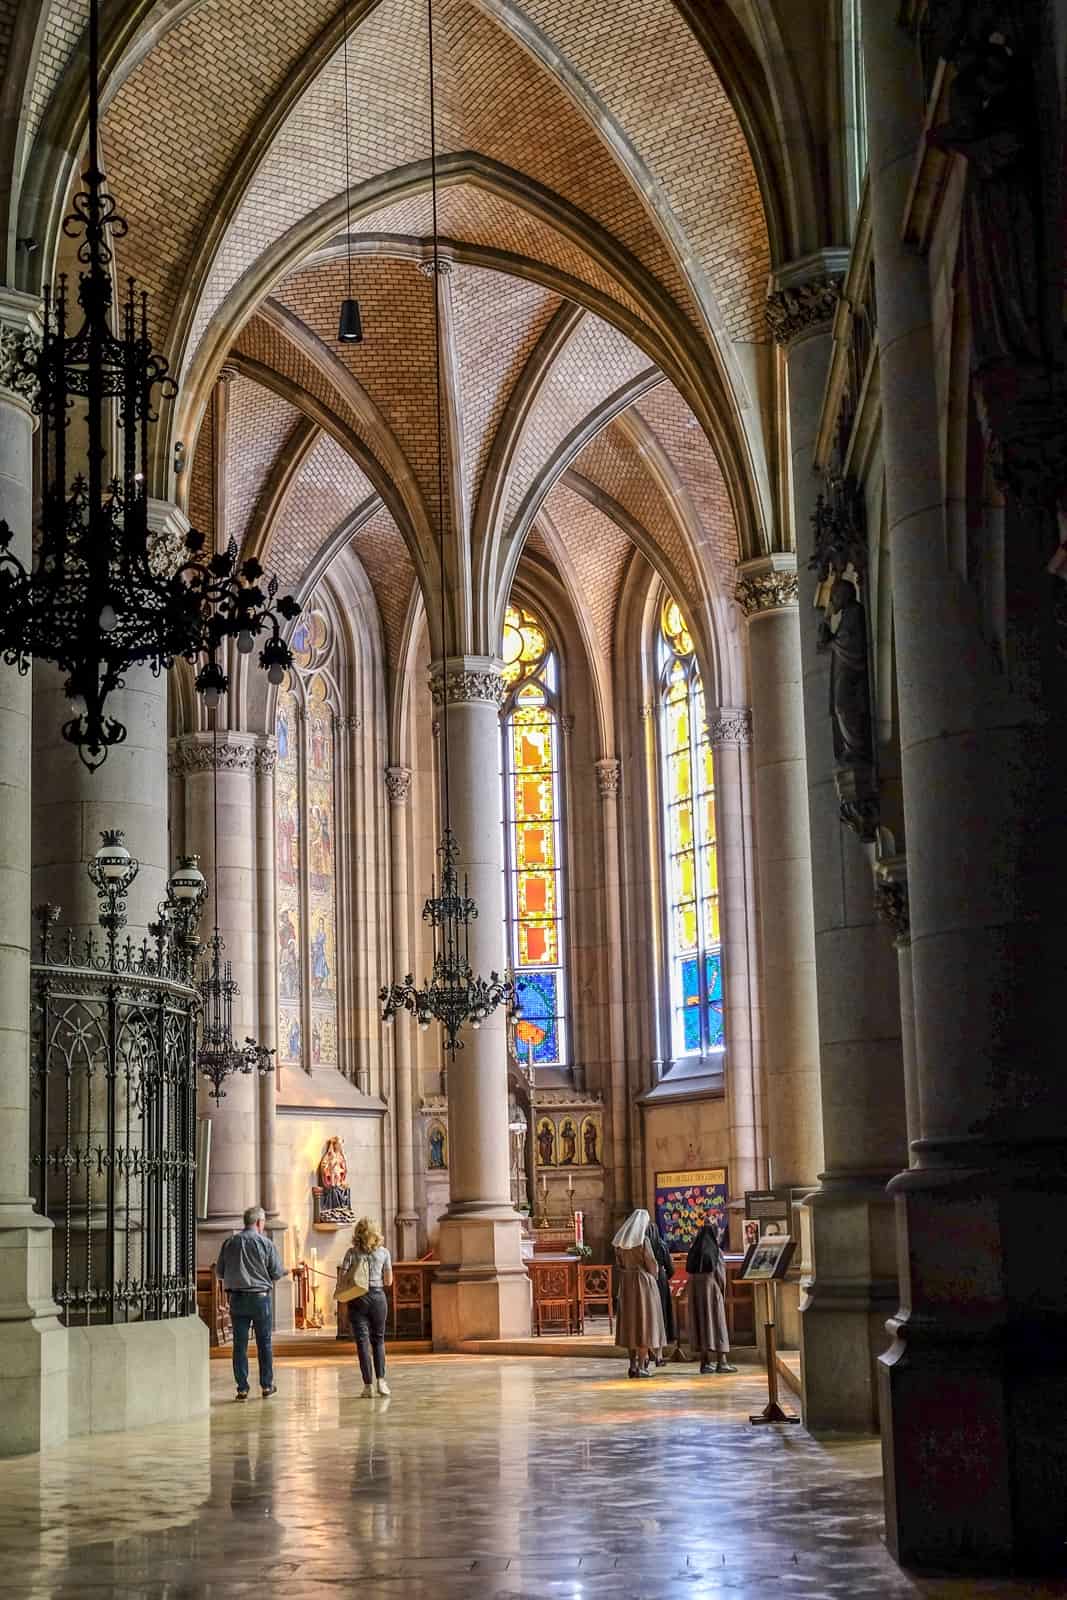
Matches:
[502,603,568,1069]
[659,596,724,1058]
[274,609,340,1074]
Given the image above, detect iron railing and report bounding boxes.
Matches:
[29,897,201,1326]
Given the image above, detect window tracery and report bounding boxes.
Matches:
[275,608,340,1074]
[502,603,569,1071]
[658,596,724,1060]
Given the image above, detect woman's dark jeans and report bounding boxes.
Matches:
[350,1288,388,1383]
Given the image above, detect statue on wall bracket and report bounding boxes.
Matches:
[810,478,879,841]
[313,1135,354,1226]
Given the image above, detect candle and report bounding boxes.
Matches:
[567,1170,574,1194]
[310,1246,318,1276]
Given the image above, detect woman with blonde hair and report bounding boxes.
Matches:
[338,1217,393,1396]
[612,1208,666,1378]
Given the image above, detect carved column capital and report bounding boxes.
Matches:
[875,856,910,947]
[595,757,621,800]
[168,732,259,776]
[385,765,413,805]
[766,253,849,347]
[735,554,799,616]
[709,708,753,747]
[337,714,363,734]
[253,735,277,776]
[0,290,42,412]
[428,655,507,708]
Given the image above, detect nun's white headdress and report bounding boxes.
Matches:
[612,1208,651,1249]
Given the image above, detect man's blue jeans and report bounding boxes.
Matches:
[230,1290,274,1392]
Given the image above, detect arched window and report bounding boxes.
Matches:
[502,603,568,1071]
[275,609,340,1074]
[658,596,724,1060]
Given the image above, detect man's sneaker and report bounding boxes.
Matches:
[236,1390,249,1401]
[360,1383,374,1397]
[261,1385,277,1397]
[376,1378,391,1397]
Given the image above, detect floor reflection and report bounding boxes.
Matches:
[0,1356,1060,1598]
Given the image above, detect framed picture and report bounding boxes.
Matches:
[741,1218,761,1251]
[654,1168,728,1251]
[744,1189,791,1238]
[740,1233,796,1282]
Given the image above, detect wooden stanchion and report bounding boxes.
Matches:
[750,1279,799,1425]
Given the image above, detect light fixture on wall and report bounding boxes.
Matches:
[197,723,274,1101]
[379,0,513,1056]
[337,0,364,344]
[0,0,300,768]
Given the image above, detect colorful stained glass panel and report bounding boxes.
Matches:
[514,972,559,1066]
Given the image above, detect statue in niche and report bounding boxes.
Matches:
[559,1118,577,1166]
[818,578,873,770]
[536,1117,556,1167]
[582,1117,600,1167]
[314,1136,353,1224]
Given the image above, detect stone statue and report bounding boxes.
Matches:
[818,578,873,769]
[316,1136,352,1221]
[428,1124,447,1169]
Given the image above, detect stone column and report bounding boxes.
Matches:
[736,557,822,1193]
[427,657,531,1344]
[768,262,907,1432]
[386,765,420,1260]
[709,710,764,1236]
[253,737,279,1219]
[863,1,1067,1565]
[0,291,68,1455]
[594,757,631,1223]
[170,732,260,1260]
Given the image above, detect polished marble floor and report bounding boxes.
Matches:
[1,1355,1064,1599]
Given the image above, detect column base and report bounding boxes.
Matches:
[431,1213,531,1345]
[880,1167,1067,1572]
[396,1211,420,1261]
[799,1174,898,1432]
[66,1314,209,1438]
[0,1219,69,1456]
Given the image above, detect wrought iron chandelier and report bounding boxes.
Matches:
[0,0,299,769]
[379,0,513,1055]
[197,725,273,1101]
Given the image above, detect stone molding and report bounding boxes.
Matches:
[709,708,753,747]
[428,656,507,708]
[337,714,363,733]
[735,568,799,615]
[254,737,277,777]
[385,765,413,805]
[168,733,259,776]
[595,757,621,799]
[766,274,843,347]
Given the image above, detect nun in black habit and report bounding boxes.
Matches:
[645,1220,676,1364]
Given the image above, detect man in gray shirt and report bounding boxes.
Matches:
[217,1205,285,1400]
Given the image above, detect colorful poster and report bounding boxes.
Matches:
[654,1167,728,1251]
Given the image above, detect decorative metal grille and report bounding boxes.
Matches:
[28,906,200,1325]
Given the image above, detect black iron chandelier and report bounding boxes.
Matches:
[379,0,513,1055]
[0,0,299,769]
[197,725,273,1102]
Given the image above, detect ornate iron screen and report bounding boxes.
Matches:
[29,904,200,1325]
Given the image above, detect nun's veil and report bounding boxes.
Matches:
[612,1208,651,1249]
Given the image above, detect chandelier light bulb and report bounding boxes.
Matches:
[268,662,285,685]
[237,629,255,654]
[98,602,118,632]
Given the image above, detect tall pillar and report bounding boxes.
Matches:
[253,736,279,1221]
[169,732,261,1258]
[768,263,908,1432]
[709,710,764,1235]
[0,290,68,1455]
[427,658,531,1344]
[385,765,420,1260]
[736,557,822,1193]
[594,757,631,1223]
[863,1,1067,1565]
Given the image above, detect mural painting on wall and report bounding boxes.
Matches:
[654,1168,728,1252]
[427,1121,448,1170]
[313,1136,354,1225]
[580,1113,602,1166]
[536,1116,557,1167]
[533,1111,603,1167]
[276,683,302,1067]
[307,676,338,1067]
